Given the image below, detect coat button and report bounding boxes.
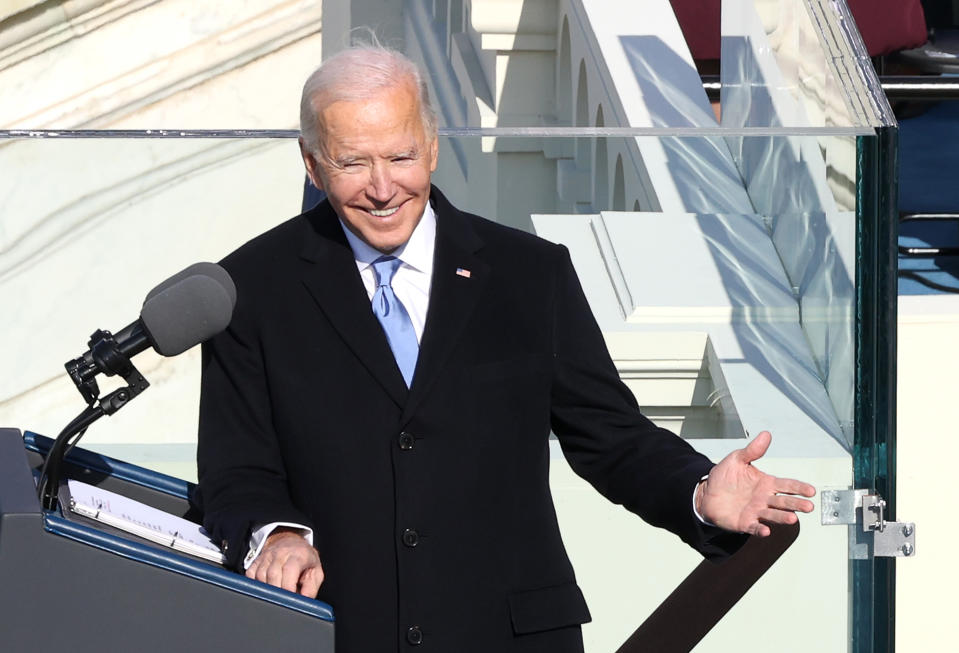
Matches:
[398,432,415,450]
[402,528,419,547]
[406,625,423,645]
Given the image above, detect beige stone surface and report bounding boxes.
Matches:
[0,0,45,22]
[896,295,959,651]
[0,1,321,455]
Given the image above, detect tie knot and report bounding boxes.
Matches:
[372,256,403,287]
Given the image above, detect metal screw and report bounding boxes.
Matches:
[832,511,839,518]
[902,524,914,537]
[901,543,914,556]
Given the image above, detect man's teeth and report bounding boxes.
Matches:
[369,207,399,217]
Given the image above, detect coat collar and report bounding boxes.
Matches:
[296,187,489,417]
[401,187,489,422]
[297,200,410,408]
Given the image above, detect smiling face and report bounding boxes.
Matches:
[300,80,438,254]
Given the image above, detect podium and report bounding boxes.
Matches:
[0,428,335,652]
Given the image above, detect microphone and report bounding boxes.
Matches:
[41,263,237,509]
[67,262,236,393]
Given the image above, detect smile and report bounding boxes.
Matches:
[369,207,399,217]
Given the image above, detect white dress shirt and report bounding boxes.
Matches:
[340,201,436,343]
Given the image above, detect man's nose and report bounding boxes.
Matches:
[367,164,394,202]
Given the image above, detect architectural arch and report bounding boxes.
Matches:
[613,154,625,211]
[558,16,572,125]
[450,0,464,31]
[575,59,589,170]
[435,0,449,29]
[594,104,608,209]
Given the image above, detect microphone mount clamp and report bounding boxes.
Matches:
[65,328,150,406]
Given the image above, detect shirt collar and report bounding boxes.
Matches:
[339,201,436,272]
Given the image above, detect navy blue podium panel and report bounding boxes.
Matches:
[0,428,334,653]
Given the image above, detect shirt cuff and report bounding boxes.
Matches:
[244,522,314,570]
[692,474,716,527]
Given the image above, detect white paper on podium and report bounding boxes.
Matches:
[67,479,226,564]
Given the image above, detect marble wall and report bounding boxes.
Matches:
[0,0,322,477]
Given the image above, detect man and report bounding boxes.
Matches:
[197,45,815,652]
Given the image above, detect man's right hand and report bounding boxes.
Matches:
[245,527,324,598]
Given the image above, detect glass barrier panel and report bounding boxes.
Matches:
[0,0,897,650]
[0,128,874,652]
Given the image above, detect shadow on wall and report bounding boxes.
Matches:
[619,34,751,214]
[695,213,847,445]
[721,32,857,447]
[620,33,854,448]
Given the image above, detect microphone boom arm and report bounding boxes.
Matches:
[40,329,151,510]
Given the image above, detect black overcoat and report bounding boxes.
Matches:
[197,187,738,652]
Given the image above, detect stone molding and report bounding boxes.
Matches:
[0,0,321,128]
[0,1,156,73]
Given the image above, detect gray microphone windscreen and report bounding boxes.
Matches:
[140,263,237,356]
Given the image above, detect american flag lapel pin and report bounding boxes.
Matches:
[455,267,471,279]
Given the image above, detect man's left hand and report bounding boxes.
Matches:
[696,430,816,537]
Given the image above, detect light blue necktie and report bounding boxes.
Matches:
[371,256,419,387]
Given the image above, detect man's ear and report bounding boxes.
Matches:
[299,136,324,191]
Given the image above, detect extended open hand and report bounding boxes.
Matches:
[696,431,816,537]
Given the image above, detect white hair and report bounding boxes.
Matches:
[299,45,438,153]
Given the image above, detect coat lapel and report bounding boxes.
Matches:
[402,190,489,422]
[298,204,409,408]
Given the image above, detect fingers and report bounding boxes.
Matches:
[244,534,324,597]
[279,561,301,593]
[732,484,814,538]
[299,565,325,598]
[740,430,772,464]
[249,556,322,595]
[767,494,815,513]
[757,508,799,525]
[245,560,260,580]
[746,522,772,538]
[776,477,817,498]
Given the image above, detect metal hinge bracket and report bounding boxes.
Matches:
[822,489,916,559]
